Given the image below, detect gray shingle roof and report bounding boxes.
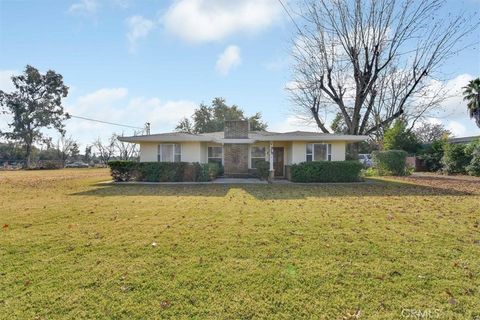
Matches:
[118,129,368,143]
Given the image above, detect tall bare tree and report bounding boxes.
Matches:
[93,135,115,165]
[289,0,477,139]
[56,135,79,167]
[114,133,139,161]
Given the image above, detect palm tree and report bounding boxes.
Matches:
[463,78,480,128]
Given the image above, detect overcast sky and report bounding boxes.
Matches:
[1,0,479,147]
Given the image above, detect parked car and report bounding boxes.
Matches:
[358,154,373,167]
[65,161,89,168]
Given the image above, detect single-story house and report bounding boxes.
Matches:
[119,120,368,179]
[447,135,480,145]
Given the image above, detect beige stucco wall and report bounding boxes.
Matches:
[139,142,202,163]
[139,140,347,164]
[331,142,346,161]
[291,141,346,164]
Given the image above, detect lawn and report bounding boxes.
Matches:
[1,169,479,319]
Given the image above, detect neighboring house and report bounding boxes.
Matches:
[447,135,480,145]
[119,120,368,179]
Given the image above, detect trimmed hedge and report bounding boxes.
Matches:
[372,150,408,176]
[290,161,363,183]
[108,161,138,182]
[108,161,220,182]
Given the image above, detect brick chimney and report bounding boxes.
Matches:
[224,120,249,139]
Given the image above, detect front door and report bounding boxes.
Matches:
[273,147,284,177]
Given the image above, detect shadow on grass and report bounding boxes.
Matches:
[71,179,473,200]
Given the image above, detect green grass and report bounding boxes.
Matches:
[1,169,479,319]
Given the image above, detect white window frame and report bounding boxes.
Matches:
[158,143,181,162]
[306,143,332,162]
[207,146,223,165]
[250,145,266,169]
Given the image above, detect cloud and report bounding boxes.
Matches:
[69,0,99,14]
[215,45,241,75]
[270,115,320,133]
[446,120,468,137]
[126,15,155,53]
[437,73,475,117]
[111,0,130,8]
[162,0,282,43]
[61,88,196,145]
[75,88,128,110]
[0,70,17,93]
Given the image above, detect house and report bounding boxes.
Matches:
[118,120,368,179]
[447,135,480,145]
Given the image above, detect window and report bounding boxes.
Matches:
[208,146,223,165]
[251,146,266,168]
[158,144,181,162]
[306,143,332,162]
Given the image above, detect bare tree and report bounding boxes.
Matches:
[93,135,115,165]
[413,121,451,143]
[289,0,477,139]
[56,135,79,167]
[113,133,139,161]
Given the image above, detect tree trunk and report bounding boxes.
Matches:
[25,143,32,169]
[346,143,360,161]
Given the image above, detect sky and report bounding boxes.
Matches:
[0,0,479,148]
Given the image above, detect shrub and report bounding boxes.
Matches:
[362,167,378,177]
[383,120,421,154]
[466,140,480,176]
[372,150,408,176]
[183,162,201,182]
[108,161,138,182]
[441,144,472,174]
[108,161,221,182]
[207,163,221,180]
[40,161,62,170]
[290,161,363,183]
[254,160,270,180]
[417,139,447,172]
[196,163,220,182]
[135,162,162,182]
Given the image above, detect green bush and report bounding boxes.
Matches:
[135,162,162,182]
[183,162,201,182]
[383,120,421,154]
[40,161,62,170]
[196,163,220,182]
[108,161,138,182]
[418,139,447,172]
[254,160,270,180]
[362,167,378,177]
[466,140,480,176]
[108,161,221,182]
[372,150,408,176]
[441,144,472,174]
[290,161,363,183]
